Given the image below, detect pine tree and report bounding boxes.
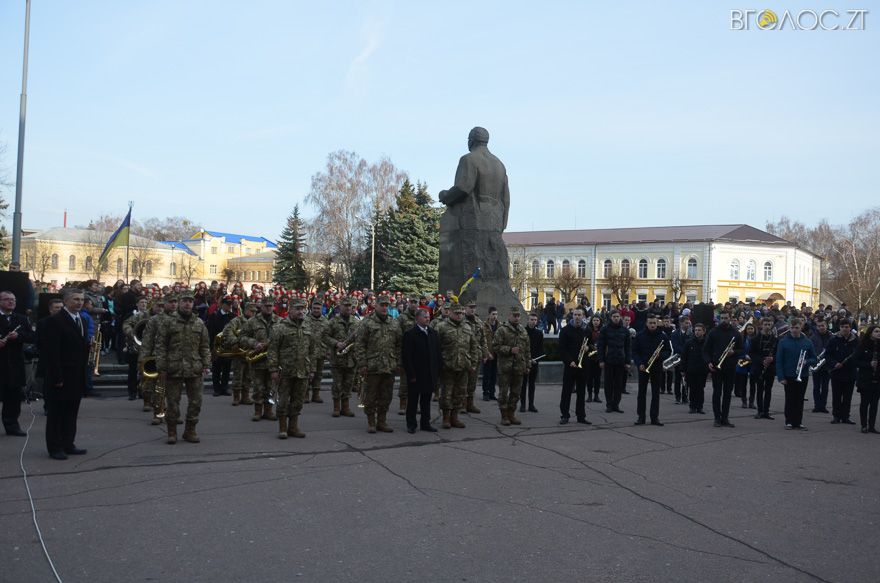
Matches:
[386,180,440,294]
[273,205,309,289]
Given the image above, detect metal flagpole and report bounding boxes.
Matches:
[11,0,32,264]
[125,202,132,280]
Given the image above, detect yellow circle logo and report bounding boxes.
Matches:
[757,9,778,29]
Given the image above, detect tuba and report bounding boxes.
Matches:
[140,356,159,379]
[133,319,149,348]
[213,331,246,358]
[245,348,268,364]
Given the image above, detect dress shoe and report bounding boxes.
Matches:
[798,425,809,431]
[785,424,794,429]
[406,426,417,434]
[861,427,869,433]
[576,418,592,425]
[634,418,646,426]
[698,410,706,414]
[519,405,526,413]
[420,424,438,433]
[49,451,68,460]
[830,418,840,424]
[5,426,26,437]
[763,414,775,420]
[650,420,664,427]
[64,447,87,455]
[559,417,569,425]
[868,427,879,434]
[606,407,615,413]
[721,420,735,428]
[528,406,538,413]
[754,413,762,419]
[614,407,625,414]
[482,395,490,402]
[713,420,722,428]
[842,419,856,425]
[593,397,602,404]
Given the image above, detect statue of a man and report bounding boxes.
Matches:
[438,127,522,315]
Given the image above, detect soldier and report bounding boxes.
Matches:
[122,297,150,401]
[396,297,420,415]
[324,297,359,418]
[155,291,211,444]
[140,295,177,425]
[239,297,281,422]
[355,294,402,433]
[132,298,163,413]
[437,302,478,429]
[482,307,500,401]
[222,302,256,406]
[492,306,531,426]
[462,300,488,414]
[268,298,316,439]
[429,301,450,403]
[303,299,328,404]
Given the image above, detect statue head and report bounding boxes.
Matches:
[467,126,490,150]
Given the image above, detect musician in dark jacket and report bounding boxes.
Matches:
[519,312,544,413]
[809,319,834,413]
[775,318,817,431]
[558,308,590,424]
[206,297,236,396]
[1,290,37,436]
[632,314,670,426]
[749,318,778,420]
[703,311,743,428]
[401,308,441,433]
[597,311,631,413]
[42,288,91,459]
[826,320,858,424]
[681,323,709,414]
[854,325,880,434]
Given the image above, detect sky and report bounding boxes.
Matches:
[1,1,877,242]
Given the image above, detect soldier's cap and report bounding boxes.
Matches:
[311,299,323,307]
[164,294,179,303]
[291,298,307,308]
[509,306,522,315]
[243,302,257,312]
[260,297,275,307]
[467,300,477,307]
[452,303,465,313]
[178,290,195,301]
[340,297,353,306]
[377,294,391,305]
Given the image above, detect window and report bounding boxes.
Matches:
[531,260,540,278]
[746,260,756,281]
[656,258,667,279]
[655,293,666,304]
[746,296,755,303]
[116,258,123,273]
[763,261,773,281]
[637,293,648,303]
[512,260,520,275]
[603,259,612,278]
[602,293,612,310]
[211,246,218,255]
[170,262,177,276]
[529,291,538,310]
[638,259,648,279]
[562,259,570,275]
[621,259,631,277]
[620,292,629,304]
[687,257,697,279]
[145,260,153,275]
[85,257,93,271]
[729,259,740,280]
[51,254,59,269]
[209,264,218,275]
[729,295,739,304]
[131,260,139,274]
[577,259,586,278]
[68,255,76,270]
[546,260,555,278]
[227,246,235,254]
[685,292,697,304]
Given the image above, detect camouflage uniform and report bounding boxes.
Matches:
[156,310,211,442]
[267,306,315,438]
[493,309,531,425]
[324,308,359,417]
[140,309,171,423]
[436,310,478,428]
[122,310,150,400]
[396,305,418,412]
[355,298,402,433]
[239,308,281,421]
[464,309,489,413]
[304,308,329,403]
[222,313,253,405]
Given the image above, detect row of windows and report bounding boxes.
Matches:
[516,257,699,280]
[729,259,773,282]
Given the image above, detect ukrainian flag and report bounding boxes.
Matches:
[98,208,132,264]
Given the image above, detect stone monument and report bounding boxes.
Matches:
[438,127,523,316]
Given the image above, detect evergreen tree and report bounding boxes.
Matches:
[273,205,309,289]
[386,180,440,294]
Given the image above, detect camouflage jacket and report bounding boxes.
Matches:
[122,311,151,354]
[436,318,478,371]
[355,312,402,375]
[465,314,489,362]
[140,312,172,363]
[267,317,316,379]
[221,314,250,350]
[155,311,211,378]
[398,310,418,336]
[493,321,531,375]
[325,315,359,369]
[483,319,499,357]
[304,313,330,370]
[239,313,281,370]
[429,315,446,331]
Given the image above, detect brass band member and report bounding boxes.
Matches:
[826,319,858,424]
[703,311,743,428]
[558,308,591,425]
[268,298,316,439]
[520,311,544,413]
[355,294,402,433]
[492,306,530,426]
[632,314,670,426]
[775,317,817,430]
[122,297,149,401]
[304,299,328,404]
[222,302,256,406]
[141,295,177,425]
[855,325,880,434]
[749,317,778,420]
[324,297,359,418]
[239,297,281,422]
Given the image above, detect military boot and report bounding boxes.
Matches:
[508,408,522,425]
[500,407,511,426]
[263,403,277,421]
[278,417,288,439]
[377,411,394,433]
[251,403,263,422]
[240,389,253,405]
[332,398,341,418]
[398,396,407,415]
[182,420,200,443]
[166,421,178,444]
[466,396,481,414]
[367,413,377,434]
[288,416,305,438]
[232,390,241,406]
[311,389,323,404]
[151,414,161,426]
[442,410,452,429]
[142,396,152,412]
[341,398,355,417]
[451,410,466,429]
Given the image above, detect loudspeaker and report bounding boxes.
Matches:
[0,271,34,315]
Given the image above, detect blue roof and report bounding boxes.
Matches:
[193,230,277,249]
[160,241,198,256]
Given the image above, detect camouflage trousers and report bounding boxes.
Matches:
[497,367,524,411]
[362,373,394,416]
[308,357,324,395]
[467,367,479,399]
[440,368,469,411]
[250,368,273,405]
[277,376,308,418]
[398,372,407,399]
[231,358,251,392]
[139,375,156,399]
[165,376,203,424]
[331,366,356,400]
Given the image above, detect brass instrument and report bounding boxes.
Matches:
[717,337,736,368]
[738,316,754,333]
[337,341,356,355]
[132,319,148,348]
[140,356,159,380]
[795,349,807,382]
[151,361,166,419]
[661,341,680,371]
[89,328,103,376]
[808,349,826,373]
[576,337,590,368]
[737,356,752,368]
[213,330,246,359]
[645,340,664,373]
[245,348,268,364]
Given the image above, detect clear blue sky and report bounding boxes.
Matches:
[1,1,877,241]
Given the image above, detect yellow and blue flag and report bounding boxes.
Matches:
[98,208,131,264]
[451,267,481,303]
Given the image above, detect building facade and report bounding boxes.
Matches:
[503,224,821,310]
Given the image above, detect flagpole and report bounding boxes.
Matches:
[11,0,31,265]
[125,201,132,281]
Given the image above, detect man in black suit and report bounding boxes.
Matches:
[42,288,90,460]
[401,308,441,433]
[1,290,37,436]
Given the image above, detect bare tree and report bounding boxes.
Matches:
[827,208,880,314]
[24,240,54,282]
[79,214,201,241]
[670,275,698,303]
[82,229,111,281]
[128,242,163,282]
[554,269,587,304]
[178,255,199,286]
[508,246,539,304]
[607,273,634,305]
[222,267,235,285]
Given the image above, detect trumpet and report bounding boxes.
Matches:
[661,342,680,371]
[809,349,826,373]
[576,337,590,368]
[717,337,736,368]
[738,316,754,333]
[645,341,664,373]
[795,349,807,382]
[90,328,103,376]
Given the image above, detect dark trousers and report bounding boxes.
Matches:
[711,367,736,421]
[1,379,23,430]
[45,398,81,454]
[560,366,587,420]
[481,360,497,398]
[604,363,627,409]
[753,369,774,415]
[212,357,231,394]
[546,318,558,334]
[830,378,855,421]
[783,378,808,427]
[858,384,879,429]
[674,368,688,402]
[664,370,673,394]
[585,360,601,397]
[686,372,706,411]
[734,373,748,400]
[812,371,830,410]
[406,383,433,429]
[520,366,538,408]
[637,369,663,421]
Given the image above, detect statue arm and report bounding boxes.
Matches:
[501,174,510,230]
[439,155,477,206]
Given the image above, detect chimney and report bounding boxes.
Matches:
[63,209,68,228]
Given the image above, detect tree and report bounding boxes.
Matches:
[607,272,634,305]
[0,141,10,268]
[24,240,54,283]
[670,275,697,303]
[80,214,201,241]
[128,243,162,282]
[83,229,111,281]
[273,204,309,289]
[554,268,587,304]
[178,256,199,286]
[385,180,440,294]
